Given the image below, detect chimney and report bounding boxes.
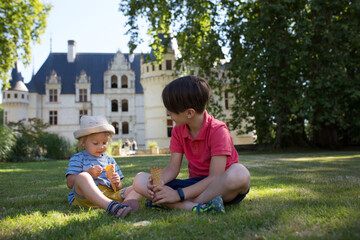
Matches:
[67,40,76,63]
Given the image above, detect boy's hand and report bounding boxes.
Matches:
[152,185,180,204]
[87,165,102,177]
[147,176,157,200]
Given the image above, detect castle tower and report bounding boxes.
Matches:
[2,65,29,124]
[140,35,178,148]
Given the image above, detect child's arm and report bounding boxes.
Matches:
[66,165,103,189]
[108,172,123,191]
[161,152,183,184]
[148,152,182,199]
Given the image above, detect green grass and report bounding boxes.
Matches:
[1,151,360,239]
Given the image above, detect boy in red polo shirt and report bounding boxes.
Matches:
[133,76,250,213]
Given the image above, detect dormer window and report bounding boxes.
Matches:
[79,89,87,102]
[121,75,128,88]
[111,75,118,88]
[75,70,91,103]
[46,70,61,104]
[49,89,58,102]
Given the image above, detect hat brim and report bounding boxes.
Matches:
[74,125,115,139]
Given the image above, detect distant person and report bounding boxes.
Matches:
[133,76,250,213]
[66,116,141,218]
[131,139,137,151]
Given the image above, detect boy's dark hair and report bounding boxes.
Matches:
[162,75,210,114]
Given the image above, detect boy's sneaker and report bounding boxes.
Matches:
[145,199,165,210]
[192,196,225,214]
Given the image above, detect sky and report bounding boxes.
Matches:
[18,0,151,83]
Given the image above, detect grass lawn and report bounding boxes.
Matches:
[1,151,360,239]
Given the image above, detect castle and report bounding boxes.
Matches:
[2,40,255,149]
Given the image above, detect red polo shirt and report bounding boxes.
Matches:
[170,111,239,178]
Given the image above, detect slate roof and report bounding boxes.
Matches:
[9,63,25,90]
[26,52,143,94]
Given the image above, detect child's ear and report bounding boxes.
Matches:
[186,108,196,118]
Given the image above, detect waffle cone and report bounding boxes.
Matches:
[105,164,117,192]
[150,166,163,186]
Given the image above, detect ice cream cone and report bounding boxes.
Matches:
[150,166,163,186]
[105,164,117,192]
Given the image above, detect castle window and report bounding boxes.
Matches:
[79,109,88,122]
[152,64,155,71]
[4,111,7,124]
[7,94,10,98]
[112,122,119,134]
[111,75,118,88]
[146,66,149,72]
[49,89,57,102]
[167,112,173,137]
[122,99,128,112]
[121,75,128,88]
[225,92,229,110]
[122,122,129,134]
[159,64,162,70]
[111,100,118,112]
[79,89,87,102]
[14,93,18,98]
[166,60,172,70]
[49,111,58,125]
[21,94,24,99]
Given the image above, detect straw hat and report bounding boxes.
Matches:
[74,115,115,139]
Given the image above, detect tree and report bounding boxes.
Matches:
[120,0,360,149]
[301,0,360,148]
[0,0,51,89]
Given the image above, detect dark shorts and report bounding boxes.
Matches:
[166,177,250,205]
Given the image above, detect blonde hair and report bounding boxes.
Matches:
[76,131,113,151]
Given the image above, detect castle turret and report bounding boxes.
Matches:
[2,65,29,124]
[140,34,177,148]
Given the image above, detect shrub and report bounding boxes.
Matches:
[37,133,75,160]
[0,125,16,160]
[147,141,158,149]
[8,134,41,162]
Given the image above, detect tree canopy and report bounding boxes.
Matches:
[120,0,360,149]
[0,0,51,89]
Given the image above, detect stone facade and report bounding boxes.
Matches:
[2,40,255,149]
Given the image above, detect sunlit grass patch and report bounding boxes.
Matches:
[280,154,360,162]
[1,151,360,239]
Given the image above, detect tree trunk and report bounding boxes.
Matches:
[313,124,339,149]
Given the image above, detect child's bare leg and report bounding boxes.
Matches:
[133,172,153,199]
[123,185,143,201]
[194,163,250,203]
[74,172,111,209]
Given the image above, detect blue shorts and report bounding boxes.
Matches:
[166,177,250,205]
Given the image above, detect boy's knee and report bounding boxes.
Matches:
[225,164,250,192]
